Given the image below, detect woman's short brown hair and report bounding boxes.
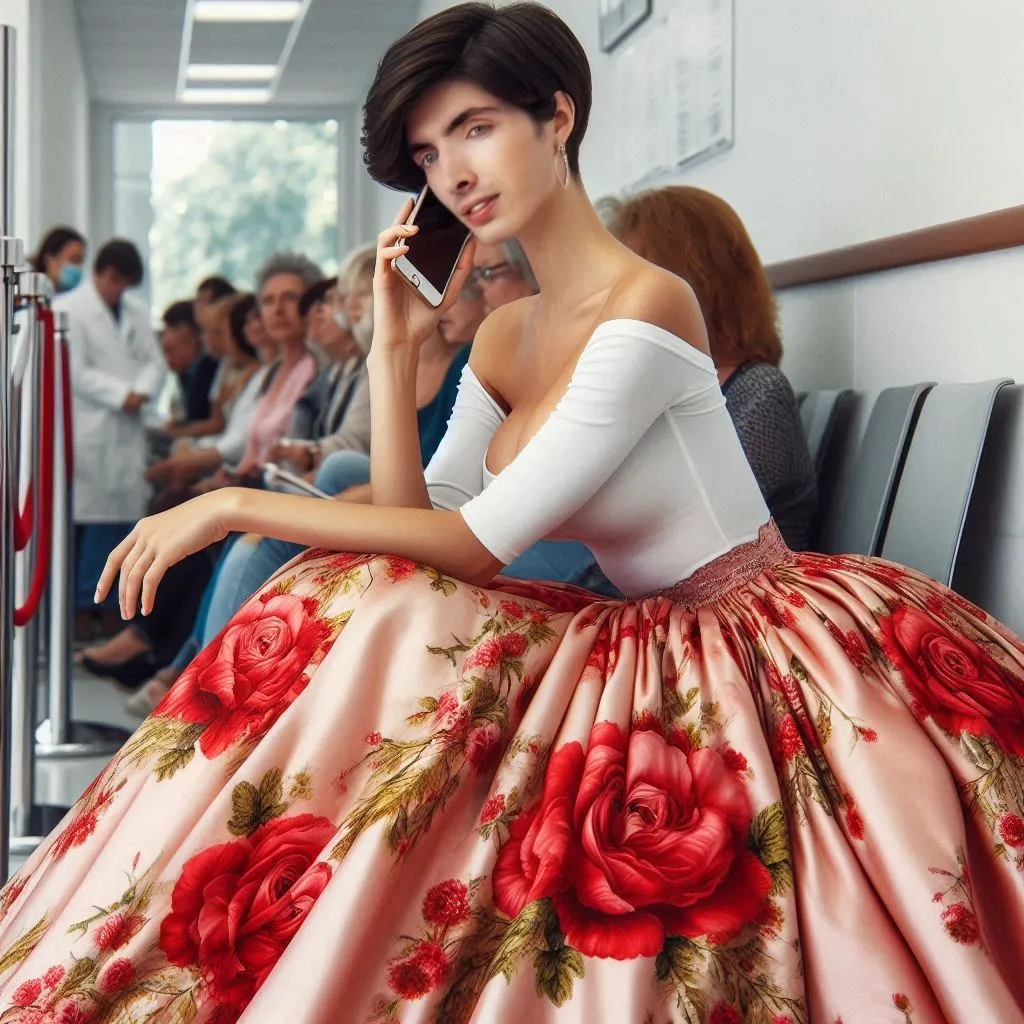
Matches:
[363,2,592,192]
[611,186,782,367]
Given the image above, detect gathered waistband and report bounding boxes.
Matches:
[644,520,791,609]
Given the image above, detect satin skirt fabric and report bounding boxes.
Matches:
[1,543,1023,1024]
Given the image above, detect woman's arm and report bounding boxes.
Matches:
[99,488,503,620]
[164,400,226,439]
[364,206,477,509]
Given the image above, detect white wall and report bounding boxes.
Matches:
[28,0,91,247]
[0,0,90,257]
[412,0,1024,393]
[0,0,31,245]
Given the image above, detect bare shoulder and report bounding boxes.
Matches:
[466,295,536,405]
[603,262,710,357]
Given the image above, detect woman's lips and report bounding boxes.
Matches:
[464,196,498,227]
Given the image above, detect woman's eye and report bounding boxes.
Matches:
[419,152,436,168]
[467,124,491,139]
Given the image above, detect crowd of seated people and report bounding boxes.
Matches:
[47,184,816,715]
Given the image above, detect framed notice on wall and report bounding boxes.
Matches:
[599,0,653,52]
[613,0,734,190]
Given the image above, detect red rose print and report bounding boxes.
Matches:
[99,958,135,994]
[893,993,912,1011]
[466,724,503,775]
[160,814,335,1014]
[722,748,748,773]
[0,878,25,916]
[387,941,451,999]
[998,813,1024,848]
[771,1015,795,1024]
[43,966,65,990]
[384,557,417,582]
[857,727,878,743]
[844,799,865,841]
[11,979,42,1007]
[880,604,1024,754]
[499,632,528,658]
[422,879,471,929]
[480,793,506,825]
[93,912,145,952]
[464,638,503,672]
[940,902,979,945]
[365,731,383,747]
[529,610,547,624]
[499,600,524,621]
[774,714,803,764]
[493,723,771,959]
[158,594,329,759]
[709,1003,742,1024]
[54,999,97,1024]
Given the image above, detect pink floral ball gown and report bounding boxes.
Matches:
[1,320,1022,1024]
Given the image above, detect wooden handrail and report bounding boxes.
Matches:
[766,204,1024,290]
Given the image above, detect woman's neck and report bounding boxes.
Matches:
[278,339,307,368]
[420,331,456,365]
[516,181,628,315]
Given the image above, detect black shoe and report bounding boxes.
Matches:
[81,652,158,690]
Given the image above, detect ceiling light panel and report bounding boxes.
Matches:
[193,2,302,23]
[187,64,278,82]
[181,87,273,104]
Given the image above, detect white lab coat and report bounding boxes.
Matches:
[54,280,166,523]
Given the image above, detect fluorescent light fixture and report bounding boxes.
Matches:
[181,87,273,104]
[193,1,301,22]
[186,63,278,82]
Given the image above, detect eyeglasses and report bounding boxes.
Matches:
[471,262,516,283]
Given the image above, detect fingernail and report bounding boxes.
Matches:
[93,589,100,604]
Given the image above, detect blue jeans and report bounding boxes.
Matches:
[202,451,372,641]
[502,540,620,597]
[75,522,134,610]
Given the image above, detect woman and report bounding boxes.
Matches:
[31,225,86,293]
[2,6,1023,1023]
[610,186,818,549]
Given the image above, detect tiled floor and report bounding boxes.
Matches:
[7,663,143,876]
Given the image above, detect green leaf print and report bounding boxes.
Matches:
[534,943,585,1006]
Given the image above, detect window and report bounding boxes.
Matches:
[113,119,339,320]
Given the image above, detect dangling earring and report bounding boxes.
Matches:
[557,143,570,188]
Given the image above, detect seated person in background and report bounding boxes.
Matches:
[158,300,220,429]
[472,237,537,313]
[272,247,377,477]
[194,252,321,491]
[144,293,266,506]
[126,268,485,715]
[194,274,236,312]
[609,185,817,550]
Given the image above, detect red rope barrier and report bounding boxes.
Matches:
[14,306,56,627]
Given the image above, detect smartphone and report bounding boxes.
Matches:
[392,186,472,308]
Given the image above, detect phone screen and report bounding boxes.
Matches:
[405,189,472,294]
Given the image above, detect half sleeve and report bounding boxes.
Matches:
[424,364,505,511]
[458,330,693,563]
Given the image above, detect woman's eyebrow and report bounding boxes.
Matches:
[409,106,501,154]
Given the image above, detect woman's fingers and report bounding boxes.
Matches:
[140,556,169,619]
[391,196,414,227]
[121,546,156,621]
[96,530,139,605]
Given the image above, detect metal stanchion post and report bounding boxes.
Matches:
[33,311,131,761]
[0,22,21,880]
[9,285,43,856]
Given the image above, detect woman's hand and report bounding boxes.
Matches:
[371,198,477,355]
[96,490,235,620]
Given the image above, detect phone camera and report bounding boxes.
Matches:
[411,273,421,287]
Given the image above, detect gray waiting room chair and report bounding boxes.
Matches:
[880,378,1013,586]
[953,385,1024,635]
[800,389,853,476]
[817,383,934,556]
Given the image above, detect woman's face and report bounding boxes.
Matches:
[405,79,570,246]
[245,308,274,358]
[203,314,228,359]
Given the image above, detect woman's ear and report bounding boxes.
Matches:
[552,90,577,147]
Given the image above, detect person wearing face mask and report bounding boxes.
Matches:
[31,226,87,294]
[53,238,165,639]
